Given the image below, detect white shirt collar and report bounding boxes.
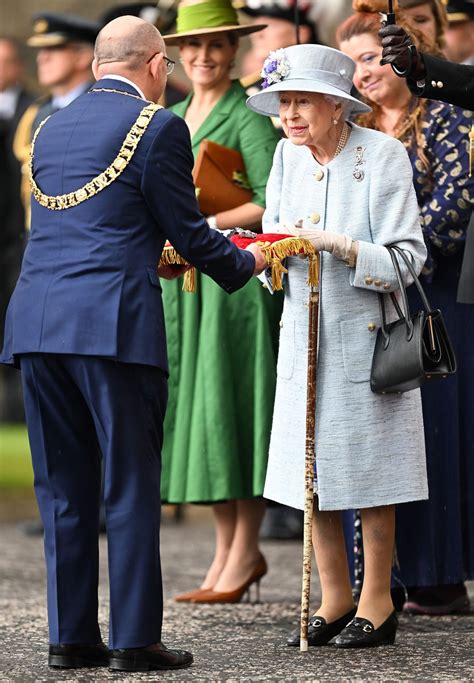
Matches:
[100,74,146,100]
[51,82,90,110]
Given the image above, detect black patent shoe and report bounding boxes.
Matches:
[109,641,193,672]
[287,608,357,647]
[48,642,109,668]
[334,611,398,648]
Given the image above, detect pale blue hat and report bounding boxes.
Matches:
[246,44,371,117]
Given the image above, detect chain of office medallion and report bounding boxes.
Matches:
[29,96,161,211]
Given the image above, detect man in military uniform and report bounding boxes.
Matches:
[14,12,100,227]
[445,0,474,65]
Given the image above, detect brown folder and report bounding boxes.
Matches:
[192,139,253,216]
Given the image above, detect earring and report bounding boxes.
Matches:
[333,118,338,125]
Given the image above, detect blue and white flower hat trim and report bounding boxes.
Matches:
[261,48,290,89]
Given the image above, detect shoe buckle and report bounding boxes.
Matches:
[363,624,373,633]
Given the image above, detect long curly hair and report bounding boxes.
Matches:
[336,1,443,171]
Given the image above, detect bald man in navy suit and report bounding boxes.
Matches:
[1,16,265,672]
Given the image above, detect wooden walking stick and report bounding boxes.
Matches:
[300,271,320,651]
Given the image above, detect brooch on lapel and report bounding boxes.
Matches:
[353,145,366,182]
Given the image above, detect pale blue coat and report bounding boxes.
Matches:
[262,124,428,511]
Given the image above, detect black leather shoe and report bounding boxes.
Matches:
[334,611,398,648]
[287,608,357,647]
[48,642,109,668]
[109,642,193,672]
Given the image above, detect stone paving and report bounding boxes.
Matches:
[0,519,473,682]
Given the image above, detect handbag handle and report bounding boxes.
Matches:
[389,245,433,312]
[379,245,435,349]
[378,246,413,346]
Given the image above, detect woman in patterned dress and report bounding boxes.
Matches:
[338,0,474,614]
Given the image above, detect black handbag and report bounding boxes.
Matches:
[370,245,456,394]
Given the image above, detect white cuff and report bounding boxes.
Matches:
[207,215,218,230]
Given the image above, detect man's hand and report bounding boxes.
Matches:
[157,264,191,280]
[379,24,426,80]
[245,242,267,275]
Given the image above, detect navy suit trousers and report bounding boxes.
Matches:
[20,354,167,649]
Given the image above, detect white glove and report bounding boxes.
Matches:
[277,220,358,265]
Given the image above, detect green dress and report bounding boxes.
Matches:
[161,80,282,503]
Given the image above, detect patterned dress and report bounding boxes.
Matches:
[347,100,474,588]
[394,101,474,587]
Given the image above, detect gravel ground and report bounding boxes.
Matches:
[0,519,473,682]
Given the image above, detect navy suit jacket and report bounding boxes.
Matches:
[2,79,255,371]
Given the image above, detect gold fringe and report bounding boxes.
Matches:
[259,237,318,291]
[183,268,196,293]
[260,237,316,264]
[160,246,196,292]
[159,236,319,293]
[160,246,188,266]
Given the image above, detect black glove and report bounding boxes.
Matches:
[379,24,426,81]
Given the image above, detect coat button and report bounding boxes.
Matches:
[368,322,376,332]
[437,81,443,88]
[279,320,284,328]
[374,279,382,286]
[314,170,324,181]
[383,282,390,290]
[310,212,321,224]
[364,276,373,285]
[431,80,437,87]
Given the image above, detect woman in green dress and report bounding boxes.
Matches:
[161,0,281,603]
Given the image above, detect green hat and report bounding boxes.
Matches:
[163,0,266,45]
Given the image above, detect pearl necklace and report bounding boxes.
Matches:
[333,122,350,159]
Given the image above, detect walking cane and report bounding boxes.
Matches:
[159,236,320,644]
[300,271,320,651]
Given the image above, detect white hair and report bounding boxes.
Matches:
[323,94,353,120]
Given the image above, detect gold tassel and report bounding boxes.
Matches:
[182,267,196,293]
[160,246,188,266]
[259,237,317,292]
[469,124,474,178]
[270,257,288,291]
[261,237,315,264]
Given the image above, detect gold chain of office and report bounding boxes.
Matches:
[29,93,162,211]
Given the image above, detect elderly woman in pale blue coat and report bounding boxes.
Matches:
[247,44,427,649]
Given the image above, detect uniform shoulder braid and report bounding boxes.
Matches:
[29,95,162,211]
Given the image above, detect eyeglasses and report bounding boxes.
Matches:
[146,51,175,75]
